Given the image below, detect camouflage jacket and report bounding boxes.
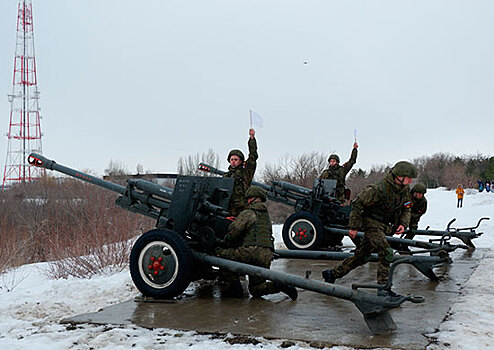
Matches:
[410,196,427,230]
[349,171,411,232]
[225,201,274,250]
[223,137,258,216]
[320,148,358,201]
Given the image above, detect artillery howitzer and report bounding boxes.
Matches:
[198,163,486,253]
[29,153,426,334]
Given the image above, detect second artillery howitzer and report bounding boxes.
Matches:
[29,153,426,334]
[198,163,486,252]
[199,162,350,250]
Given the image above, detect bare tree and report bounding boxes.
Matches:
[262,152,326,188]
[104,159,128,177]
[177,148,220,176]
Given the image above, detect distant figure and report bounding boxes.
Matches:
[486,180,491,193]
[456,184,465,208]
[478,180,484,192]
[320,142,358,203]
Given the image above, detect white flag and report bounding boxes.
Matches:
[249,109,264,128]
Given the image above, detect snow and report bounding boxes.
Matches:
[1,188,493,349]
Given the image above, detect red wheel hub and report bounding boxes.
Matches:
[296,227,308,240]
[147,256,165,275]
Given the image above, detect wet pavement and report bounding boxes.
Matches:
[63,248,485,349]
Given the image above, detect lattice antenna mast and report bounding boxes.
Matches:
[2,0,44,190]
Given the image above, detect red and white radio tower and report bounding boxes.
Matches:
[2,0,44,190]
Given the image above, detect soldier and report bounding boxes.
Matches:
[321,161,417,297]
[216,186,298,300]
[404,183,428,239]
[320,142,358,203]
[223,128,258,216]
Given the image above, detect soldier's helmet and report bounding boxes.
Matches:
[411,183,427,194]
[245,186,267,202]
[391,161,418,178]
[227,149,245,162]
[328,154,340,163]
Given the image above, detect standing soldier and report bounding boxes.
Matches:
[216,186,298,300]
[224,128,258,216]
[321,161,417,297]
[400,183,428,252]
[320,142,358,203]
[405,183,428,236]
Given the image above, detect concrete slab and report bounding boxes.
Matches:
[63,248,486,349]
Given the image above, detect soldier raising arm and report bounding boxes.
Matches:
[223,128,258,216]
[320,142,358,203]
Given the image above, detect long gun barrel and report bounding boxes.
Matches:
[29,153,127,195]
[28,153,173,220]
[198,162,311,206]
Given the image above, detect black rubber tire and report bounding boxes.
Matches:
[130,229,193,299]
[282,211,325,250]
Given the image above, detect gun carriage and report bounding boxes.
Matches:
[29,153,433,334]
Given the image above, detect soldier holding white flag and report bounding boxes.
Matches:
[223,127,258,216]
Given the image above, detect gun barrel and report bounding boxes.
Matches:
[273,181,312,196]
[129,179,173,201]
[198,162,226,176]
[28,153,126,195]
[251,181,271,192]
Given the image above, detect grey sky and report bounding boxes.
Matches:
[1,0,493,178]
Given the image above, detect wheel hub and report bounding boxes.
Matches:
[138,242,178,288]
[148,256,166,276]
[296,228,308,240]
[289,219,317,248]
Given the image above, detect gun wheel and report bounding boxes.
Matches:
[282,211,324,250]
[130,229,193,299]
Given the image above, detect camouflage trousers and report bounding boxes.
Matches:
[216,246,279,297]
[333,226,394,285]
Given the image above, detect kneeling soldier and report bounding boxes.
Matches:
[216,186,298,300]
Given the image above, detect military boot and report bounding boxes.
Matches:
[377,289,403,299]
[221,280,245,298]
[322,269,336,284]
[273,282,298,301]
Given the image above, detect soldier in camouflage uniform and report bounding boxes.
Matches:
[321,161,417,296]
[216,186,298,300]
[223,128,258,216]
[320,142,358,203]
[404,183,428,240]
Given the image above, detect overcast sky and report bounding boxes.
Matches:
[1,0,494,178]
